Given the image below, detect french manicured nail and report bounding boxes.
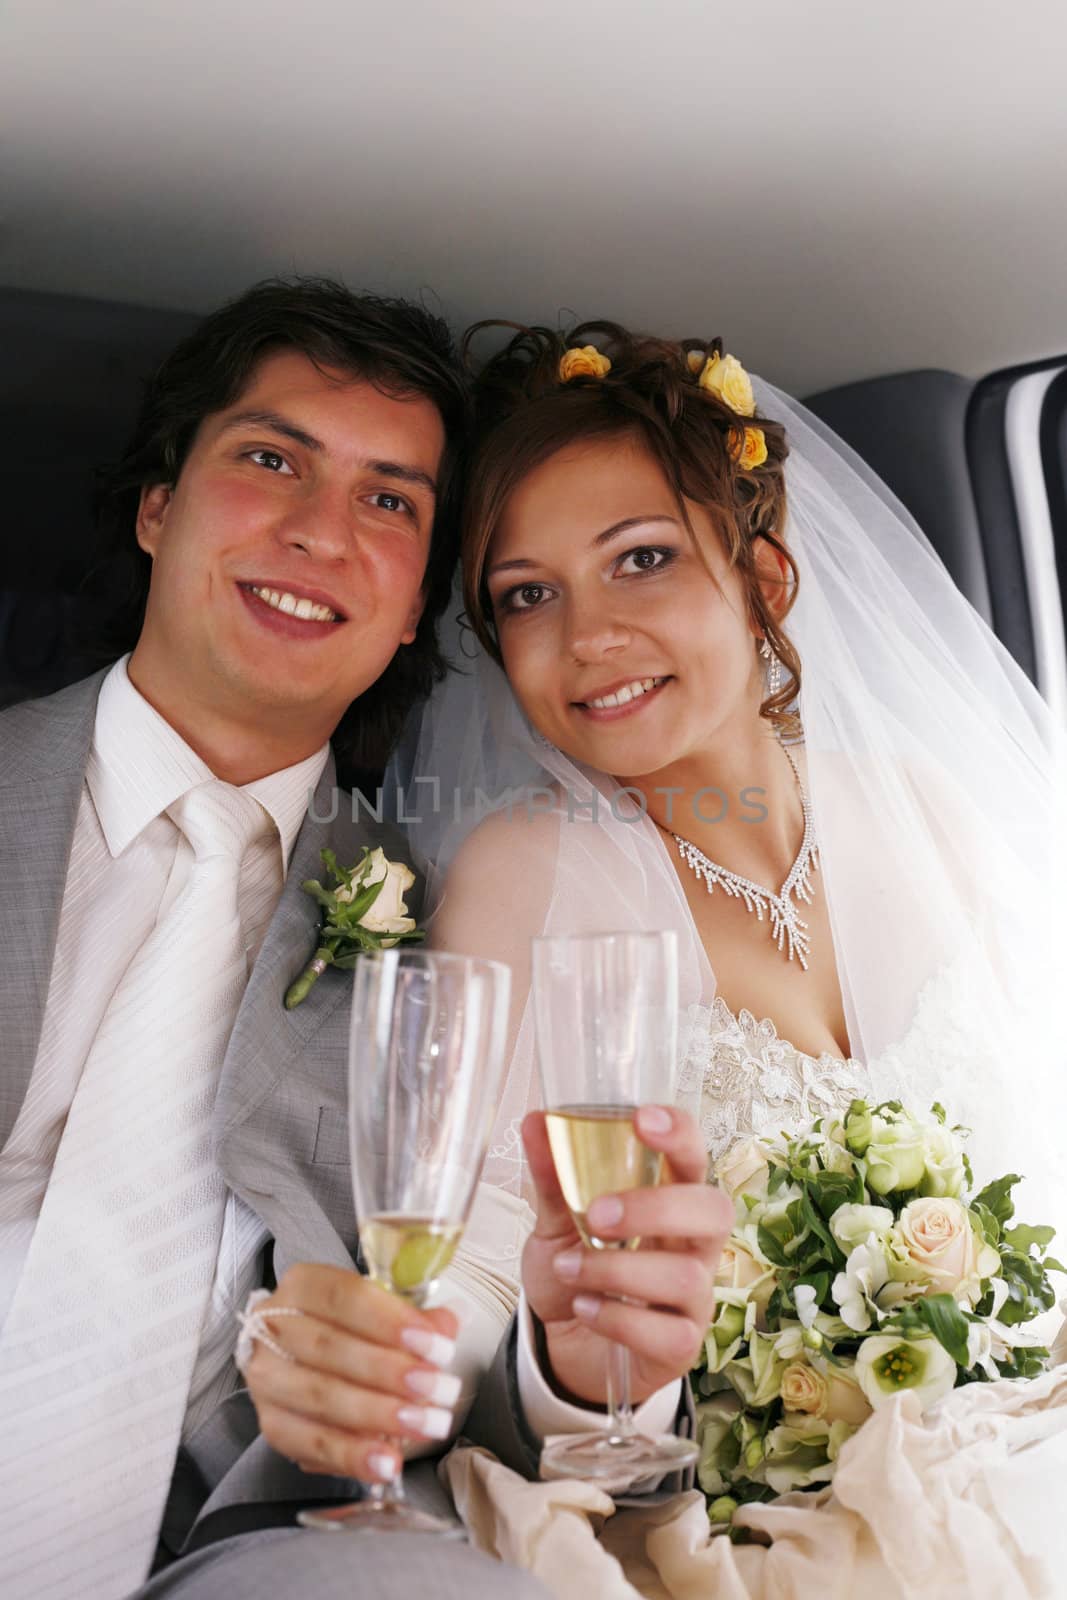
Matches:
[367,1451,400,1482]
[404,1368,463,1406]
[572,1294,602,1321]
[397,1404,453,1440]
[553,1248,582,1280]
[637,1104,672,1134]
[400,1328,456,1367]
[586,1196,623,1230]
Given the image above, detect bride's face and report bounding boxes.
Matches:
[484,434,763,780]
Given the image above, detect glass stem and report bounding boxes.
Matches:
[366,1461,407,1508]
[605,1339,635,1442]
[368,1283,420,1502]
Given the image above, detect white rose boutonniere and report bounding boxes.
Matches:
[284,846,423,1008]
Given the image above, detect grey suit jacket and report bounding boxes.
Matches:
[0,670,535,1561]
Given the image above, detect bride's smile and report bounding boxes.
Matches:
[571,673,671,719]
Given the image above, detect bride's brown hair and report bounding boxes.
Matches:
[460,319,800,731]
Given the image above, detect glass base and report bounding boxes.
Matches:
[540,1429,699,1489]
[297,1499,464,1537]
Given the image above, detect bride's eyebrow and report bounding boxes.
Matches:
[488,514,679,577]
[592,513,679,548]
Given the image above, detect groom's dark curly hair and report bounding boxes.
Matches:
[89,276,470,782]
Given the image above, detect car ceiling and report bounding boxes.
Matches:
[3,0,1066,394]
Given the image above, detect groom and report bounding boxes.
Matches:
[0,277,559,1600]
[0,276,727,1600]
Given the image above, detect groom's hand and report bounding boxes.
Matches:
[242,1265,461,1484]
[521,1106,732,1407]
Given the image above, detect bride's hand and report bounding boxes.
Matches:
[521,1107,732,1407]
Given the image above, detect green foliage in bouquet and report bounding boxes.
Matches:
[284,846,423,1008]
[693,1099,1064,1534]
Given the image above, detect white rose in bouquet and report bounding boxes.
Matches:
[830,1203,896,1252]
[717,1137,771,1200]
[895,1196,1000,1306]
[762,1413,854,1493]
[695,1393,743,1498]
[865,1115,927,1195]
[779,1360,828,1416]
[724,1329,787,1408]
[715,1239,776,1323]
[821,1367,874,1426]
[780,1359,872,1426]
[704,1299,750,1371]
[919,1123,967,1198]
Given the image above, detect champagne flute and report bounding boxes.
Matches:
[532,930,699,1484]
[299,949,510,1535]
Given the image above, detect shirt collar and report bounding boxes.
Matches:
[87,657,331,869]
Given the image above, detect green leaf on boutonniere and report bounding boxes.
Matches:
[284,845,424,1009]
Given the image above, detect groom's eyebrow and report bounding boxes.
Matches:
[366,459,439,498]
[219,410,324,452]
[215,412,438,496]
[489,514,678,575]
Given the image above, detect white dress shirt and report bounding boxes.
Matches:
[0,658,328,1437]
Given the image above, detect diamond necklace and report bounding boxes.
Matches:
[671,739,820,969]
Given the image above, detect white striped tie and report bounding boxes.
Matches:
[0,781,270,1600]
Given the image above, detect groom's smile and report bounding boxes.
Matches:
[236,579,348,635]
[126,347,445,776]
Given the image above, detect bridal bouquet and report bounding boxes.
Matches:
[693,1099,1063,1527]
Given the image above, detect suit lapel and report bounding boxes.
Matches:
[213,758,369,1143]
[0,671,107,1148]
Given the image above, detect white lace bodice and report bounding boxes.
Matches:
[675,958,997,1168]
[677,996,868,1163]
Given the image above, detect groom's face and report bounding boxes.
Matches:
[131,348,444,751]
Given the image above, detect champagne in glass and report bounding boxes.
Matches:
[543,1105,662,1248]
[360,1214,464,1297]
[533,931,699,1485]
[299,950,510,1536]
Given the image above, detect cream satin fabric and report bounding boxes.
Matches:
[443,1350,1067,1600]
[0,780,271,1600]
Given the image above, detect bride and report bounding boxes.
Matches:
[397,319,1066,1417]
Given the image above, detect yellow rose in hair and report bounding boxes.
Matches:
[728,426,768,471]
[699,352,756,417]
[559,345,612,382]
